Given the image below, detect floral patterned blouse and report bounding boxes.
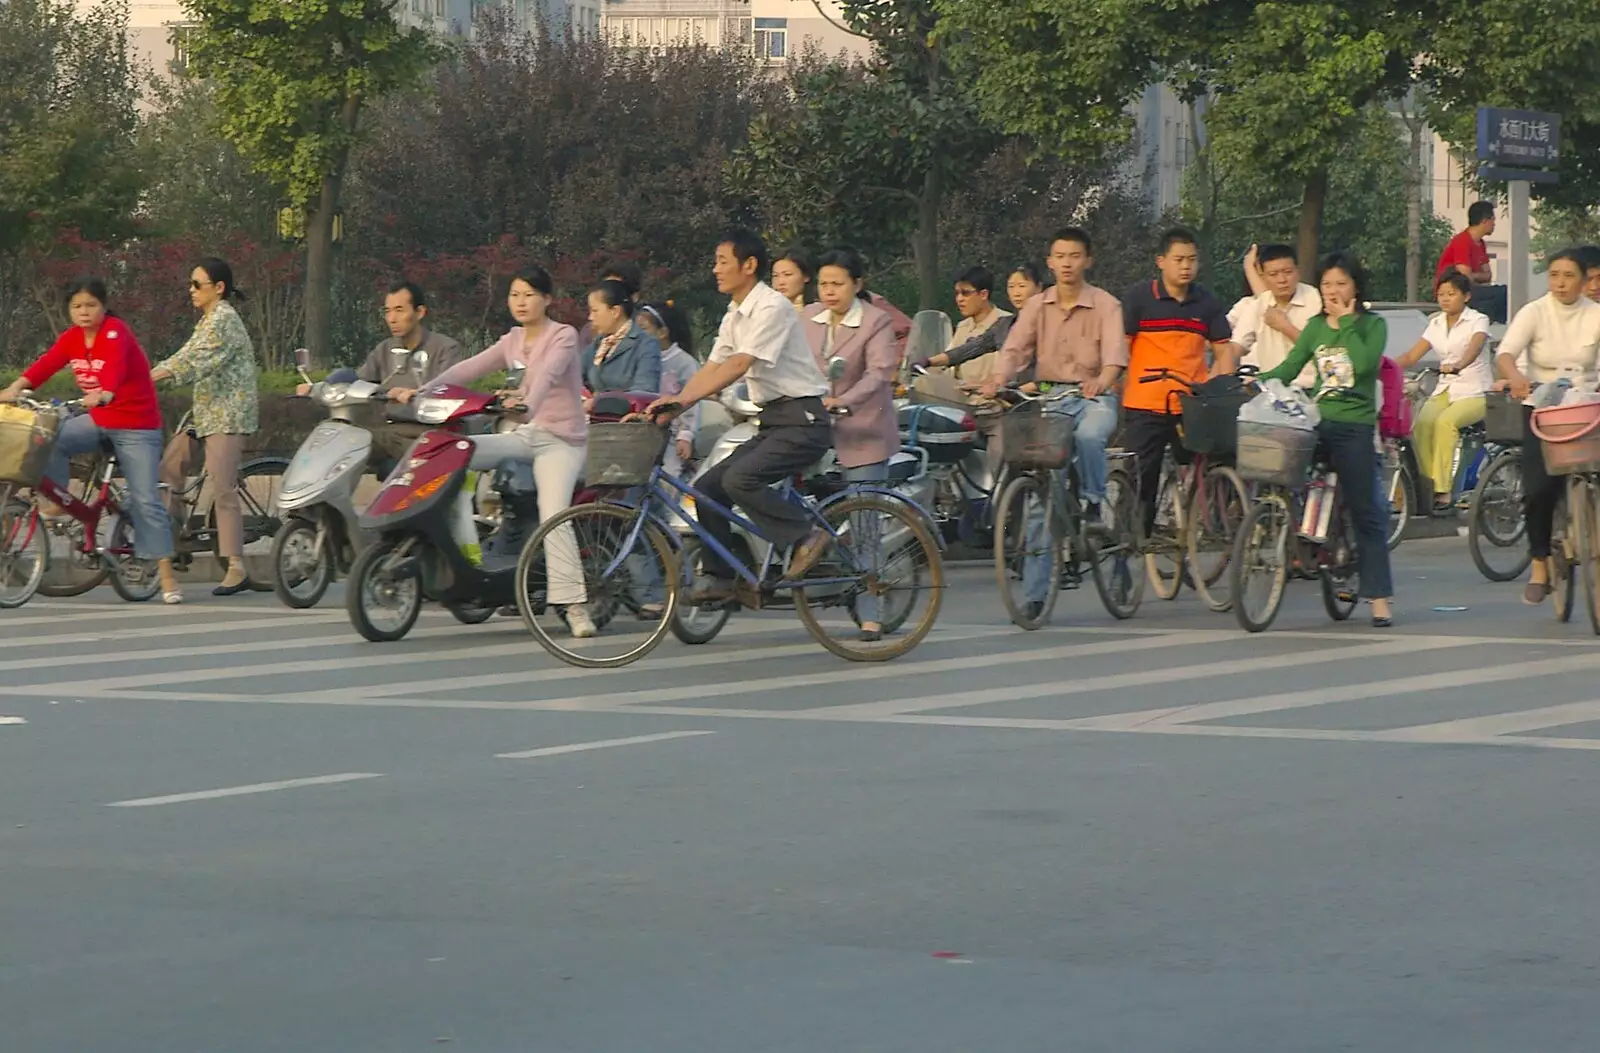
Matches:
[155,300,259,437]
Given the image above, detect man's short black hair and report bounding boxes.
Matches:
[719,228,769,277]
[1576,244,1600,273]
[1256,243,1297,268]
[954,265,994,294]
[600,260,643,297]
[388,280,427,309]
[1158,227,1199,256]
[1050,227,1093,255]
[1468,201,1497,226]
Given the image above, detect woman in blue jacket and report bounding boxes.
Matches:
[583,280,662,395]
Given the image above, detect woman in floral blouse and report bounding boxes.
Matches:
[152,257,260,596]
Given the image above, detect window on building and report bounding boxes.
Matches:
[754,16,786,62]
[168,23,198,76]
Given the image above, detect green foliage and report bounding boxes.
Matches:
[179,0,444,208]
[1530,202,1600,268]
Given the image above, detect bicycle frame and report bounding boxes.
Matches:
[33,458,134,562]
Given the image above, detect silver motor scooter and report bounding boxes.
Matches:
[270,351,388,608]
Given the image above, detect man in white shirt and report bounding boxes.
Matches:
[646,230,833,602]
[1228,243,1321,388]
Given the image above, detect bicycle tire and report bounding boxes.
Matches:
[106,516,161,603]
[1146,463,1186,600]
[1231,493,1291,633]
[1387,459,1413,551]
[517,502,678,669]
[1467,449,1531,582]
[1553,492,1575,624]
[35,466,110,597]
[993,473,1059,630]
[1188,464,1248,613]
[1320,505,1359,622]
[0,496,48,609]
[669,536,733,645]
[795,493,943,661]
[1089,465,1144,620]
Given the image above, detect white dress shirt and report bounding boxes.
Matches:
[1228,283,1322,387]
[710,281,828,405]
[1421,307,1492,400]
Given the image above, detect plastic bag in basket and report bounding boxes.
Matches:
[1237,379,1319,430]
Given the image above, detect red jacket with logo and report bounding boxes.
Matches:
[22,321,162,431]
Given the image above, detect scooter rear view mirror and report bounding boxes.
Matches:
[293,347,311,370]
[826,356,846,381]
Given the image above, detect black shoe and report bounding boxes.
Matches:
[1371,614,1393,628]
[1023,600,1045,621]
[212,578,249,597]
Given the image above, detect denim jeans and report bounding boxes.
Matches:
[1020,394,1117,604]
[46,415,174,560]
[841,461,888,624]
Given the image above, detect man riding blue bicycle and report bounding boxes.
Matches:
[643,230,834,607]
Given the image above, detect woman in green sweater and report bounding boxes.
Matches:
[1258,252,1395,627]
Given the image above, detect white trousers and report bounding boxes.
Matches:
[469,426,587,606]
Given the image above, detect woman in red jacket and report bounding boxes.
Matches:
[0,278,180,602]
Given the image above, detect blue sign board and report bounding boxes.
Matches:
[1476,107,1561,168]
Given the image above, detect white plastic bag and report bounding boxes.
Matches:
[1237,379,1320,430]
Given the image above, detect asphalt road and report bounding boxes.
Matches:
[4,537,1600,1052]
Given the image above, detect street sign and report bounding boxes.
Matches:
[1476,107,1561,168]
[1477,164,1560,185]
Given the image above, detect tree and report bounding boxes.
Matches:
[0,0,141,361]
[733,0,1004,309]
[180,0,443,364]
[937,0,1430,267]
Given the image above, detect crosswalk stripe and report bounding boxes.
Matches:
[0,613,347,651]
[1386,696,1600,742]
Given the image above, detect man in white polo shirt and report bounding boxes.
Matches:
[1229,243,1321,388]
[646,229,833,602]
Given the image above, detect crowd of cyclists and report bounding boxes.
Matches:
[4,221,1600,652]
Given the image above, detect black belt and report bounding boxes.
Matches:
[757,395,827,428]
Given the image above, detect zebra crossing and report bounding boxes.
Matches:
[5,554,1600,753]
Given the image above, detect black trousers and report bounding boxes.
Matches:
[697,416,832,579]
[1122,408,1189,535]
[1318,420,1393,599]
[1522,404,1563,558]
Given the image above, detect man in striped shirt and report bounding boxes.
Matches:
[1121,227,1240,533]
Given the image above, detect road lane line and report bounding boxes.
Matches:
[1384,696,1600,741]
[496,730,715,759]
[1062,648,1600,730]
[0,613,347,651]
[106,772,384,808]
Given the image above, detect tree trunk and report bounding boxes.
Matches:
[913,165,943,311]
[1405,117,1424,301]
[1297,169,1328,274]
[302,92,361,367]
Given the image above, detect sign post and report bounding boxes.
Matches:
[1477,107,1561,317]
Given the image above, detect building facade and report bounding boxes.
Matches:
[600,0,748,49]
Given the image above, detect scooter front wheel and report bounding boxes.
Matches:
[271,517,333,609]
[347,536,423,642]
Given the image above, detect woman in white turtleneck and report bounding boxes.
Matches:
[1494,249,1600,605]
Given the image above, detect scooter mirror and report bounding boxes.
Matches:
[826,356,846,381]
[504,363,527,389]
[293,347,311,370]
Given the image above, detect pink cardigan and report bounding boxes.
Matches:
[431,322,587,445]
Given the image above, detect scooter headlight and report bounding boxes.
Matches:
[414,396,466,424]
[318,383,350,406]
[323,456,359,482]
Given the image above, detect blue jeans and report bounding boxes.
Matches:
[46,415,174,560]
[1022,394,1117,603]
[842,461,888,624]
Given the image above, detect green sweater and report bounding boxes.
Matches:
[1260,312,1388,425]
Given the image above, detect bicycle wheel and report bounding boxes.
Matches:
[1467,450,1531,582]
[36,464,110,596]
[795,493,943,661]
[1089,465,1144,620]
[346,536,423,642]
[518,502,678,669]
[270,516,333,609]
[1145,462,1186,600]
[993,473,1059,630]
[106,516,161,603]
[0,495,47,609]
[1188,465,1248,612]
[1386,458,1413,550]
[1231,492,1292,633]
[1320,505,1359,622]
[669,535,733,645]
[210,456,288,591]
[1553,492,1575,624]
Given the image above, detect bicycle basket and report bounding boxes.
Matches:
[584,421,668,487]
[1000,404,1073,470]
[1484,391,1523,445]
[1177,389,1252,456]
[1532,401,1600,476]
[1234,420,1317,487]
[0,404,62,487]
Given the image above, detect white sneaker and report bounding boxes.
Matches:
[566,606,597,638]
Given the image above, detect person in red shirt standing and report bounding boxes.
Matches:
[1435,201,1504,322]
[0,278,180,602]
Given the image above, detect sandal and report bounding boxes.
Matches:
[1522,581,1553,605]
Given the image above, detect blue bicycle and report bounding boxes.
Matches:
[514,420,945,667]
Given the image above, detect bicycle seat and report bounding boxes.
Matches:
[1459,421,1486,438]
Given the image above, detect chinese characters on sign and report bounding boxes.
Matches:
[1476,107,1561,185]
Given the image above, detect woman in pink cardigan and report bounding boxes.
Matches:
[392,267,594,637]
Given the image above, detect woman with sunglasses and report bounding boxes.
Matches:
[151,257,261,597]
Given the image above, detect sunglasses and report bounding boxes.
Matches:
[189,279,215,290]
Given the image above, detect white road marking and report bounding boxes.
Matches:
[1387,697,1600,742]
[496,730,715,759]
[0,613,347,651]
[106,772,384,808]
[0,715,25,725]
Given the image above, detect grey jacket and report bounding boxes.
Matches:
[356,328,464,392]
